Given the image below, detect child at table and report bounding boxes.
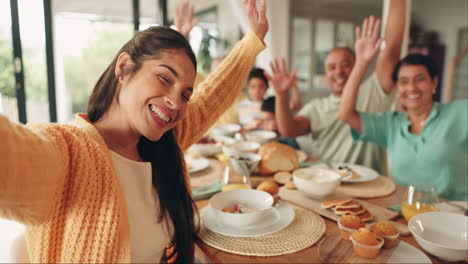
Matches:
[238,67,269,130]
[256,96,301,149]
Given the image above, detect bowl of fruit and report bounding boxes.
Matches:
[209,189,274,227]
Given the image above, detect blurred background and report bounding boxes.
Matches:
[0,0,466,125]
[0,0,467,262]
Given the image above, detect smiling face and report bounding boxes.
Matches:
[324,49,355,97]
[396,64,437,112]
[117,49,196,141]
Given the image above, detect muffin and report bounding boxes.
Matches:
[257,180,279,196]
[350,228,384,259]
[370,221,400,249]
[338,215,365,240]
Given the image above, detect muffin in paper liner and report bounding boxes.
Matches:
[370,222,400,249]
[337,216,364,240]
[350,234,384,259]
[379,232,400,249]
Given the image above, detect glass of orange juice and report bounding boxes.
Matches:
[401,184,440,222]
[221,165,251,192]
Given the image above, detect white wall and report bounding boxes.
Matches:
[257,0,290,70]
[411,0,468,102]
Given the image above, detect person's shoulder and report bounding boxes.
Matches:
[441,99,468,121]
[445,99,468,111]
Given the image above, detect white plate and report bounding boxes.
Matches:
[437,201,468,215]
[201,202,295,237]
[185,156,209,174]
[311,163,379,183]
[387,240,432,263]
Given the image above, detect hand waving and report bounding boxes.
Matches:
[243,0,268,40]
[175,1,200,39]
[265,57,297,97]
[355,16,383,62]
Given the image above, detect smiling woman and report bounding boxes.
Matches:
[338,33,468,201]
[0,0,268,263]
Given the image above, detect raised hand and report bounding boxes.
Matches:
[265,57,297,97]
[175,1,200,39]
[355,16,383,62]
[243,0,268,40]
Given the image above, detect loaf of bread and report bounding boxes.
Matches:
[257,142,299,175]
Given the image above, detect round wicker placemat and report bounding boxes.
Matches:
[198,206,326,257]
[336,176,396,198]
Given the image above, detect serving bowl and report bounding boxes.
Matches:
[209,189,274,227]
[292,167,341,199]
[228,152,261,177]
[408,212,468,261]
[222,141,261,156]
[244,130,277,145]
[211,124,241,137]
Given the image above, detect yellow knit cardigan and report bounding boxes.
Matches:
[0,30,264,263]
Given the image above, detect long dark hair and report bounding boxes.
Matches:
[87,26,198,263]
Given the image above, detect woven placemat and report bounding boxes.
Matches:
[336,176,396,198]
[198,206,326,257]
[190,159,224,187]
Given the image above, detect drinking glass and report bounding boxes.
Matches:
[221,165,251,192]
[401,183,440,222]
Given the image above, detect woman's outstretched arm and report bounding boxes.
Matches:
[175,0,268,150]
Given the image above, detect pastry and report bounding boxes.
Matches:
[334,200,361,209]
[256,180,279,196]
[350,227,384,259]
[285,180,296,189]
[320,198,353,209]
[257,142,299,175]
[332,206,367,215]
[370,221,400,249]
[356,210,374,222]
[338,215,365,240]
[273,171,292,185]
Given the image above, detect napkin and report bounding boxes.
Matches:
[299,161,321,168]
[387,204,402,215]
[192,180,222,201]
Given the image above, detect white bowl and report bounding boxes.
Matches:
[228,152,261,176]
[292,167,341,199]
[222,145,242,157]
[223,141,261,155]
[209,189,274,227]
[408,212,468,261]
[211,124,241,137]
[190,143,222,157]
[212,135,236,145]
[244,130,277,145]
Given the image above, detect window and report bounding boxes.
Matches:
[0,0,17,122]
[189,7,221,74]
[18,0,49,123]
[291,17,312,91]
[291,17,356,93]
[53,0,134,123]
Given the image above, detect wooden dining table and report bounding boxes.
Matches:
[193,184,461,264]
